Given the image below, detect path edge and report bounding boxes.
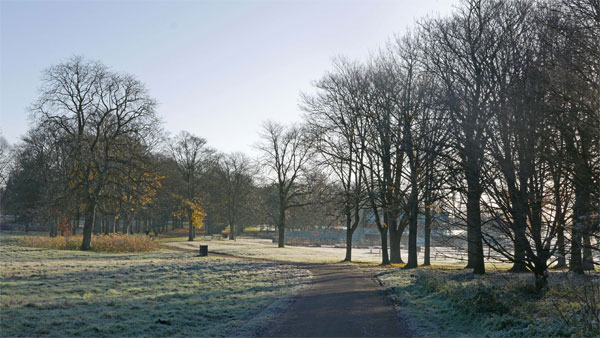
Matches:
[370,270,418,338]
[229,267,314,338]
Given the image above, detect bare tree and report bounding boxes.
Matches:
[257,121,313,248]
[31,56,160,250]
[419,0,514,274]
[544,0,600,273]
[302,57,369,261]
[218,152,256,240]
[170,131,212,241]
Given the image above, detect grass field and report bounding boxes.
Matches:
[165,236,512,268]
[0,235,311,337]
[3,232,597,337]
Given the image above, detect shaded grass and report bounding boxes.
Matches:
[370,267,599,337]
[0,242,310,337]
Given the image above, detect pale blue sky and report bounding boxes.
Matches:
[1,0,457,154]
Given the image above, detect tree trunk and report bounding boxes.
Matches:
[508,184,528,272]
[93,214,100,235]
[278,200,286,248]
[466,180,485,274]
[72,212,79,235]
[533,263,548,291]
[405,186,419,269]
[344,213,354,262]
[188,209,194,241]
[423,206,432,266]
[278,224,285,248]
[389,219,403,263]
[555,216,567,269]
[103,215,109,235]
[49,217,57,238]
[229,218,235,240]
[583,231,595,271]
[81,202,96,251]
[379,227,390,265]
[570,184,589,274]
[509,225,528,272]
[122,216,132,235]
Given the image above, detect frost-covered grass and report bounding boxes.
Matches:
[0,239,310,337]
[370,266,600,337]
[165,237,504,267]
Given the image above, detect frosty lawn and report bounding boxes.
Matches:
[0,241,310,337]
[166,237,505,266]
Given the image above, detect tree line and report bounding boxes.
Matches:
[301,0,598,289]
[0,0,597,290]
[261,0,598,289]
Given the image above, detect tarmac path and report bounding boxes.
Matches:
[258,264,412,337]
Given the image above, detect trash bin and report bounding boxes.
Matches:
[199,245,208,257]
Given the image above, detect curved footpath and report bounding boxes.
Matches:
[166,243,411,337]
[257,264,412,337]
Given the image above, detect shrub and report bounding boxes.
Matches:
[415,271,509,315]
[243,227,261,234]
[415,271,443,293]
[19,236,80,250]
[19,234,159,253]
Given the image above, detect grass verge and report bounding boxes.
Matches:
[371,267,599,337]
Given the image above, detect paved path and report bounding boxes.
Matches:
[258,264,411,337]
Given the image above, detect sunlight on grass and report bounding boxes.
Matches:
[0,240,311,337]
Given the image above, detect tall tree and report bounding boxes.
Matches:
[170,131,212,241]
[303,58,368,262]
[218,152,255,240]
[420,0,512,273]
[30,56,160,249]
[257,121,313,248]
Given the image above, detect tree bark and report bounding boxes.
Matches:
[423,206,432,266]
[466,178,485,274]
[583,231,595,271]
[570,184,589,274]
[344,212,354,262]
[229,215,236,240]
[389,216,403,263]
[278,224,285,248]
[379,227,390,265]
[103,215,110,235]
[404,185,419,269]
[278,197,286,248]
[49,216,57,238]
[93,214,100,235]
[81,201,96,250]
[188,209,194,241]
[555,192,567,268]
[509,225,528,273]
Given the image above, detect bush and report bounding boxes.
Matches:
[243,227,261,234]
[415,271,509,315]
[415,271,443,293]
[19,234,159,253]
